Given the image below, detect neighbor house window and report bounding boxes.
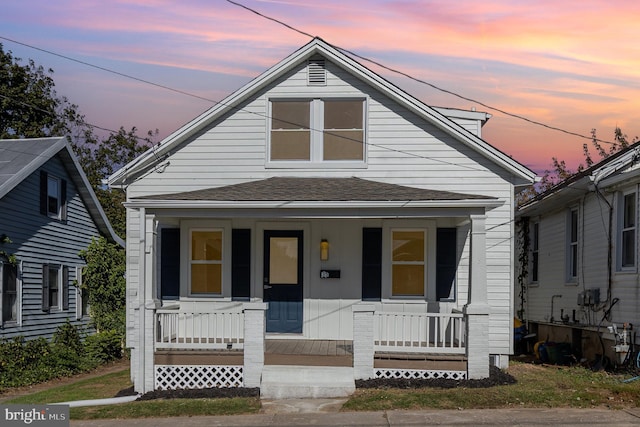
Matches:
[40,171,66,220]
[270,98,365,163]
[619,191,636,269]
[190,230,223,295]
[391,229,426,297]
[42,264,60,310]
[531,221,539,283]
[1,262,18,323]
[567,208,578,281]
[47,176,60,217]
[76,266,89,319]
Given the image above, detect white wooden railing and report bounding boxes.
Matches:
[155,309,244,350]
[374,311,466,354]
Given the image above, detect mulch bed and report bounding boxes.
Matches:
[136,387,259,400]
[133,366,515,400]
[356,365,516,389]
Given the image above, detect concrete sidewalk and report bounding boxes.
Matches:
[71,407,640,427]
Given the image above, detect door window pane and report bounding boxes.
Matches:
[269,237,298,284]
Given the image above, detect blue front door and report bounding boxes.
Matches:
[264,230,303,333]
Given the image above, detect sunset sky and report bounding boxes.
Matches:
[2,0,640,174]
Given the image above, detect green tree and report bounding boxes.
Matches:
[0,43,155,237]
[78,237,126,335]
[0,43,84,138]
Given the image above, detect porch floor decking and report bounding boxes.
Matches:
[265,339,353,367]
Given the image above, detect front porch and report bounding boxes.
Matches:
[150,304,474,397]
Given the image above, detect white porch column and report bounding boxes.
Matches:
[243,302,268,388]
[352,304,375,380]
[464,214,491,379]
[137,210,160,394]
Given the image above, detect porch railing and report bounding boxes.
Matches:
[155,309,244,350]
[374,311,466,354]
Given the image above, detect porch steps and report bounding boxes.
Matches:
[260,365,355,399]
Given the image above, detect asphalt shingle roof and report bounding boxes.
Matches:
[137,177,494,202]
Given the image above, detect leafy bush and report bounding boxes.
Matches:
[0,324,122,390]
[78,237,126,335]
[84,330,123,364]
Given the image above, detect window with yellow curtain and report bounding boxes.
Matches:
[392,229,425,296]
[190,230,223,294]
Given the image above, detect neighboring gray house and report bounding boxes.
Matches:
[516,141,640,366]
[0,137,123,340]
[109,38,536,396]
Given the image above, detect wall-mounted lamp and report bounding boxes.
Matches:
[320,239,329,261]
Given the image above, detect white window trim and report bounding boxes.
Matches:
[381,220,436,300]
[180,220,232,299]
[266,96,368,169]
[566,207,579,284]
[616,189,638,273]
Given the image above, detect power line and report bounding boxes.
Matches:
[225,0,618,147]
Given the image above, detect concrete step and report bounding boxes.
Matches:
[260,365,355,399]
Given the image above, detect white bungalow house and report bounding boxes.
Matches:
[516,141,640,367]
[109,37,535,397]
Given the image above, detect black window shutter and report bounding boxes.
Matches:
[40,171,48,216]
[42,265,50,312]
[60,179,67,221]
[436,228,457,301]
[362,228,382,301]
[232,229,251,301]
[160,228,180,299]
[62,266,69,310]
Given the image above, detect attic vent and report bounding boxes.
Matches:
[307,59,326,86]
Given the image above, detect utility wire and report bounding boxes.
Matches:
[225,0,618,147]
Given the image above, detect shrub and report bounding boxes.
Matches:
[84,330,123,364]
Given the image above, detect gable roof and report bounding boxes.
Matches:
[0,137,124,246]
[126,177,501,209]
[518,140,640,216]
[108,37,536,187]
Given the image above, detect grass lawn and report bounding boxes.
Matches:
[344,362,640,411]
[3,361,640,419]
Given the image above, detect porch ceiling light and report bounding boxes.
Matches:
[320,239,329,261]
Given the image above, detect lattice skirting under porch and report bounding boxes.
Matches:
[155,365,243,390]
[375,368,467,380]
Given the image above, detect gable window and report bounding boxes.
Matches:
[567,208,578,282]
[1,262,18,324]
[39,171,67,220]
[618,191,636,269]
[391,229,426,297]
[531,221,539,283]
[269,98,365,164]
[190,230,223,295]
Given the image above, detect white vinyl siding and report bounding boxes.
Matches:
[124,56,518,355]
